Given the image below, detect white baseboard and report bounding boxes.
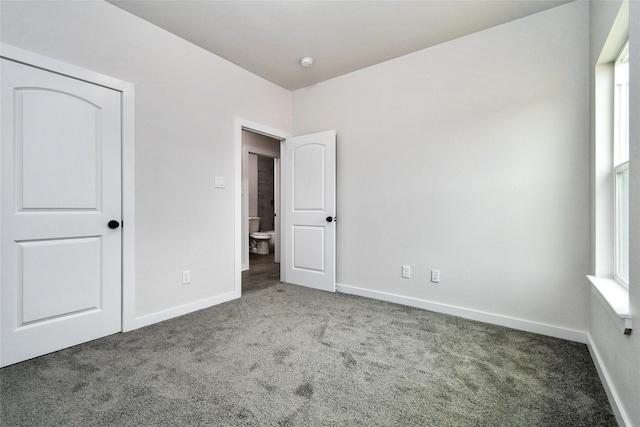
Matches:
[129,291,238,331]
[586,334,632,427]
[336,283,587,343]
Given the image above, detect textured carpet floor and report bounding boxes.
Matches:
[0,283,616,426]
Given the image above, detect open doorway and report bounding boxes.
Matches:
[234,119,337,297]
[241,129,282,294]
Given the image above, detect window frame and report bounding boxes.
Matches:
[613,41,629,287]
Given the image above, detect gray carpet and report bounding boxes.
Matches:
[0,283,616,426]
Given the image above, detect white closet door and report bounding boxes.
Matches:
[1,59,122,367]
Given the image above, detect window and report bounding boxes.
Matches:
[614,42,629,285]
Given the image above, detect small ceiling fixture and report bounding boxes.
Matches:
[300,57,314,68]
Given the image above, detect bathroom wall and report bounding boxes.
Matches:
[293,1,590,337]
[257,156,275,232]
[246,153,275,230]
[242,130,281,157]
[0,1,292,325]
[242,130,279,228]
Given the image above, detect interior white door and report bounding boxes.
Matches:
[283,130,336,292]
[1,59,122,367]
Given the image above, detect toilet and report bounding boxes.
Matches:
[248,217,273,255]
[251,232,272,255]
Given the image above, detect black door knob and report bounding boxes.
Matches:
[326,216,333,223]
[108,220,120,229]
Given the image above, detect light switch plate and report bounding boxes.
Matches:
[214,176,225,188]
[182,270,191,285]
[402,265,411,278]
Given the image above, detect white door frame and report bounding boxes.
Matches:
[273,157,280,264]
[0,44,137,332]
[234,118,289,296]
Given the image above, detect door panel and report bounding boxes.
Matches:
[1,59,122,367]
[20,237,101,324]
[19,89,101,209]
[283,130,336,292]
[293,225,325,272]
[293,144,325,210]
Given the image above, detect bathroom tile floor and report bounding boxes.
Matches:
[242,252,280,294]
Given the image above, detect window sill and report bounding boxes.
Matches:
[587,275,632,335]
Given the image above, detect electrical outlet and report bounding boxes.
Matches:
[214,176,225,188]
[431,270,440,283]
[182,270,191,285]
[402,265,411,279]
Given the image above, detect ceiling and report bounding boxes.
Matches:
[108,0,571,91]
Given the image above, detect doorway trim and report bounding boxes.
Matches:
[1,44,137,332]
[234,117,289,297]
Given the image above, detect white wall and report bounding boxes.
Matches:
[293,2,590,336]
[0,1,292,323]
[589,1,640,425]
